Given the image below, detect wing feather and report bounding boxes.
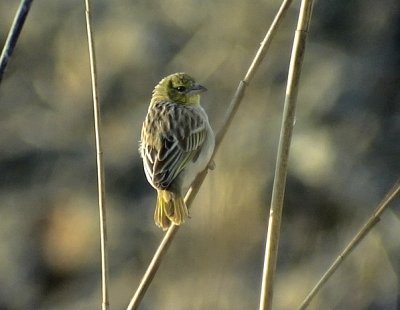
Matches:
[140,101,207,190]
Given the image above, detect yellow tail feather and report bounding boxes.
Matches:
[155,190,188,230]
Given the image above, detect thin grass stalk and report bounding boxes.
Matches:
[0,0,33,83]
[126,1,294,309]
[259,1,314,309]
[298,179,400,309]
[84,1,110,309]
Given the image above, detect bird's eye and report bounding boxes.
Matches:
[176,86,186,92]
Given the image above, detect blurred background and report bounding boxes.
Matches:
[0,0,399,309]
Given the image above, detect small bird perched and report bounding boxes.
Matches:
[140,73,215,230]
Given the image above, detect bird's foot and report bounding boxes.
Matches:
[208,160,216,171]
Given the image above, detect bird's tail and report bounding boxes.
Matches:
[155,190,188,230]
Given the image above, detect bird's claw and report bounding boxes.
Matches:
[208,160,216,171]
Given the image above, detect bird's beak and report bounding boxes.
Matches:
[188,84,207,95]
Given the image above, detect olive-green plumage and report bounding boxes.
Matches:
[140,73,215,230]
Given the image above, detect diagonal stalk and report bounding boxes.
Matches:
[126,1,294,309]
[0,0,33,84]
[259,1,314,309]
[84,1,110,309]
[298,179,400,310]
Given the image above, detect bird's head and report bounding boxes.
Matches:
[151,73,207,105]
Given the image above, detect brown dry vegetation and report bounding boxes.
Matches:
[0,1,399,309]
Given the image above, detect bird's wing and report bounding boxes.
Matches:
[140,102,207,190]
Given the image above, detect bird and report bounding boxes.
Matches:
[140,73,215,230]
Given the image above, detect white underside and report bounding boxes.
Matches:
[180,106,215,193]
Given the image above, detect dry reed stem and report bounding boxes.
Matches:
[84,1,110,309]
[259,1,314,309]
[0,0,33,84]
[298,179,400,309]
[126,1,294,309]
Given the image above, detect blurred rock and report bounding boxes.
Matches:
[0,0,399,309]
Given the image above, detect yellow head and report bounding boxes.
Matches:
[151,73,207,105]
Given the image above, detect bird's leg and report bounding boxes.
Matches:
[208,160,216,171]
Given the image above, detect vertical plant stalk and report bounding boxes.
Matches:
[84,1,110,310]
[0,0,33,84]
[298,179,400,310]
[259,1,314,310]
[127,0,294,309]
